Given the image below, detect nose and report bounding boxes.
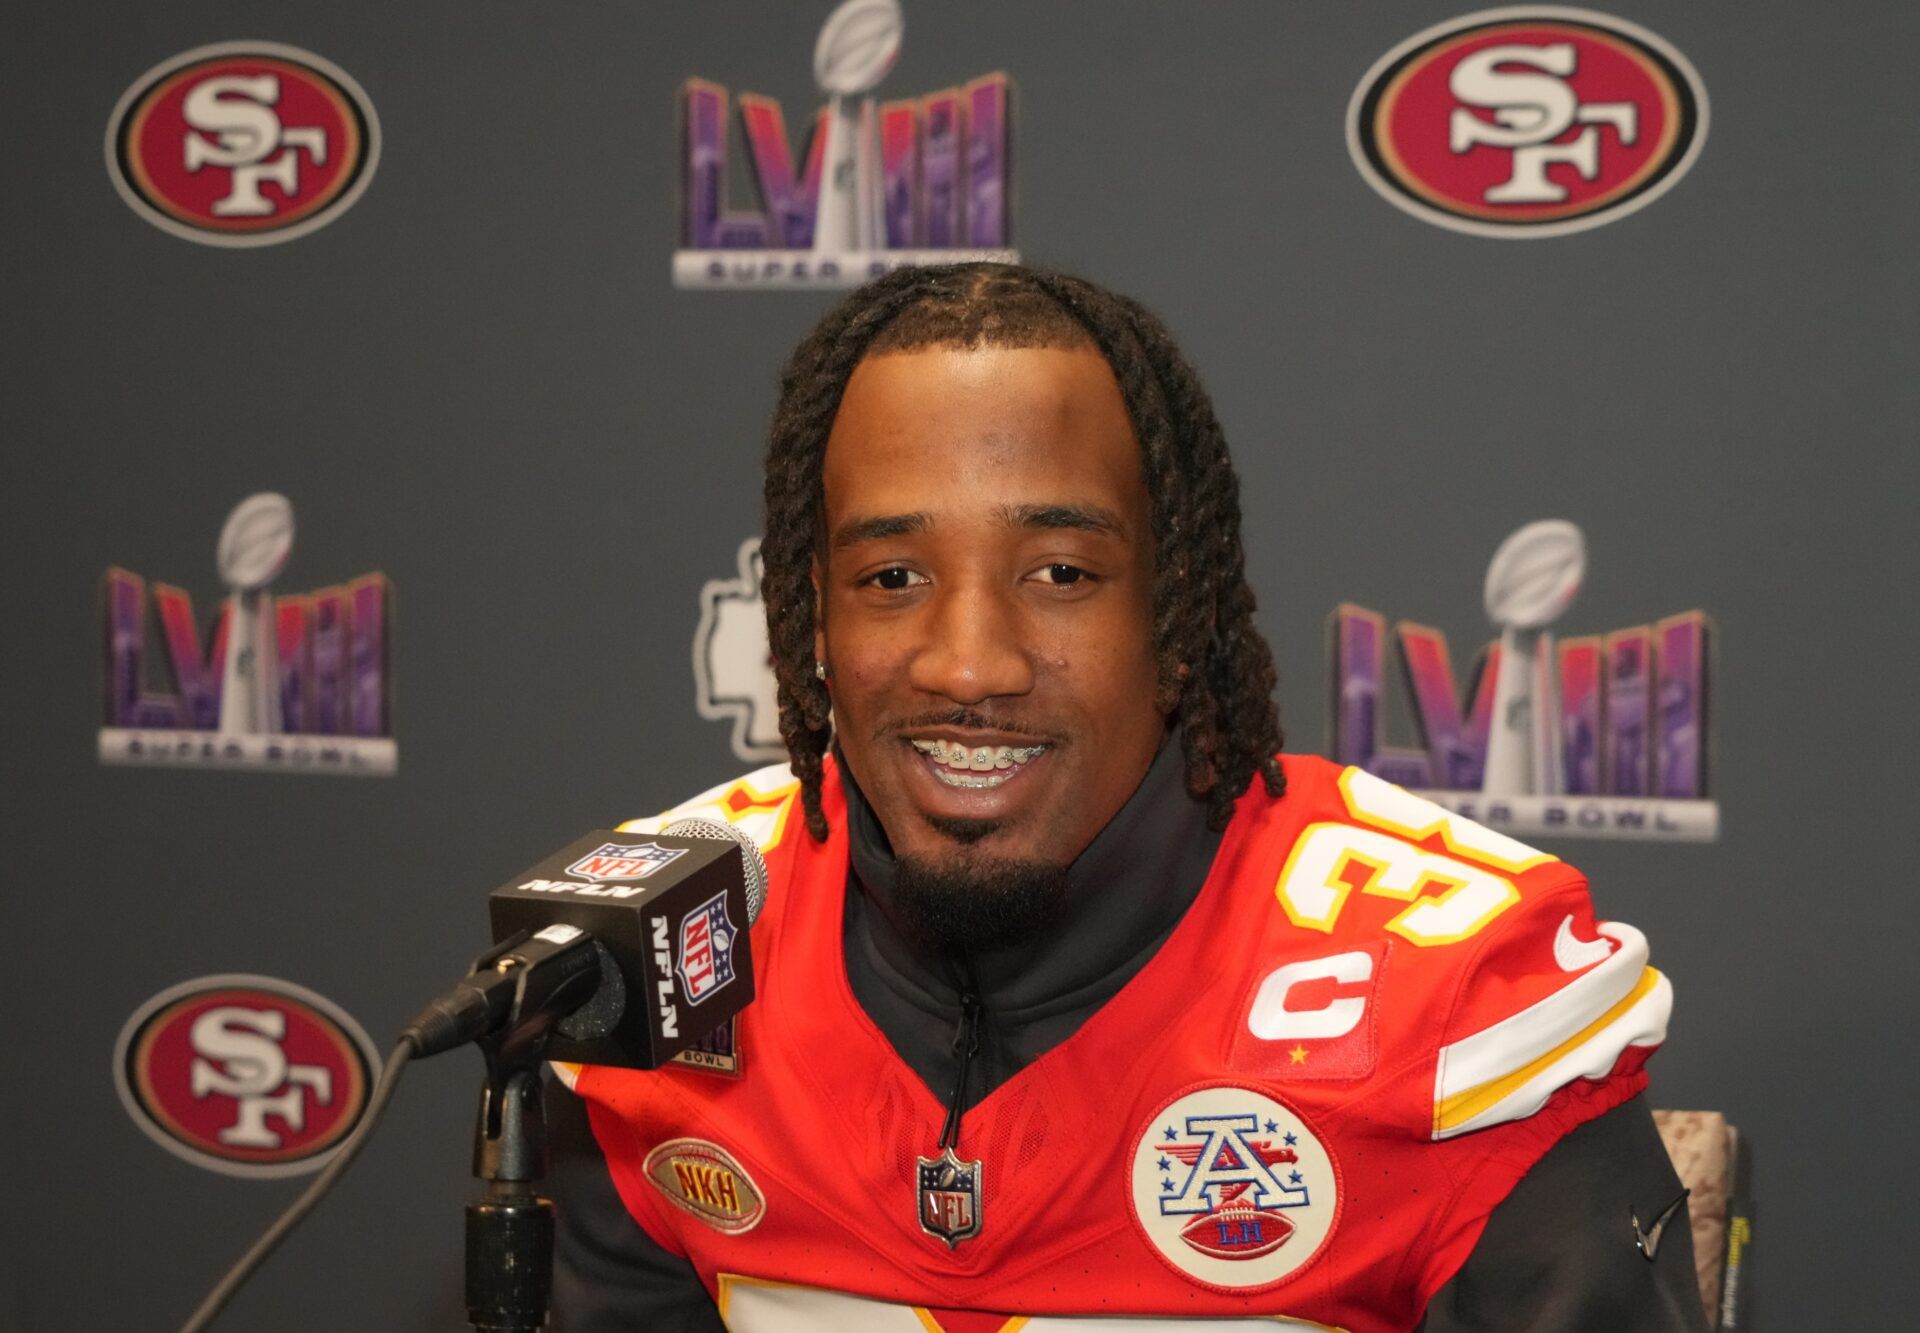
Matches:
[907,584,1036,704]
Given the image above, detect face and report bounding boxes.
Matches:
[815,344,1165,869]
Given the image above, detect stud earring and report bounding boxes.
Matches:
[814,660,828,681]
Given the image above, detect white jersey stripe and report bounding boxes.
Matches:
[717,1273,1351,1330]
[1435,921,1649,1103]
[1434,968,1671,1139]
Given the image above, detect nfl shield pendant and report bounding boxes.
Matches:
[916,1147,983,1248]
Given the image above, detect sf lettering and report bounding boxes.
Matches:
[1450,44,1637,203]
[189,1007,332,1148]
[183,75,328,217]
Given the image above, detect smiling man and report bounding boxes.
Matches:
[813,339,1168,949]
[547,265,1707,1331]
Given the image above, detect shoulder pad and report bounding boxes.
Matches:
[1270,767,1671,1139]
[1432,906,1670,1141]
[1276,766,1564,948]
[617,763,801,857]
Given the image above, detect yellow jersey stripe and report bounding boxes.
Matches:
[1435,966,1663,1135]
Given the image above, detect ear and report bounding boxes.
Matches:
[1154,660,1191,716]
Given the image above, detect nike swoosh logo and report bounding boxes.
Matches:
[1554,914,1613,972]
[1632,1188,1690,1261]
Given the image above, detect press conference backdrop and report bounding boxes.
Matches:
[3,2,1911,1326]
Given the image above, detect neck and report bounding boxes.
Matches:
[842,729,1222,1020]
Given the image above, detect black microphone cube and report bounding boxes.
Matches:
[489,830,756,1069]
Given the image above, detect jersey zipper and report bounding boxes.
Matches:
[936,990,982,1152]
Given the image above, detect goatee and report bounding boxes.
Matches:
[890,853,1070,954]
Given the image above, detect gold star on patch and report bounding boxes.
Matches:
[1289,1045,1309,1065]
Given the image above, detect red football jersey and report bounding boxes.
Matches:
[558,753,1671,1332]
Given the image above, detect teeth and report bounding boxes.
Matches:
[933,768,1012,789]
[909,738,1049,773]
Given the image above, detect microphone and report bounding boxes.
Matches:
[404,818,768,1066]
[178,818,770,1333]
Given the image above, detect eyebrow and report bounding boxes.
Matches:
[831,512,932,548]
[831,503,1129,549]
[1000,502,1127,538]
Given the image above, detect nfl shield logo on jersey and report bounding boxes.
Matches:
[675,891,739,1005]
[567,841,687,882]
[1130,1085,1341,1291]
[916,1147,983,1248]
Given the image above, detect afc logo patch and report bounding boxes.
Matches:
[1129,1085,1341,1292]
[676,890,738,1005]
[568,841,687,883]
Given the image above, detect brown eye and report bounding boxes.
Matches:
[1039,564,1086,585]
[872,567,919,590]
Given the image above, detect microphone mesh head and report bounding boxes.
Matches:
[662,818,769,925]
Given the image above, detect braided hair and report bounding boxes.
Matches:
[761,262,1284,841]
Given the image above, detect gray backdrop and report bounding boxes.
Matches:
[4,1,1912,1327]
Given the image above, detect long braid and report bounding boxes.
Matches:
[762,263,1284,839]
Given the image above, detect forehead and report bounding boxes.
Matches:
[821,344,1144,526]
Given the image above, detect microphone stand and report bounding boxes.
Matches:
[464,934,588,1333]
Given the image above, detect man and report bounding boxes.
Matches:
[549,264,1706,1330]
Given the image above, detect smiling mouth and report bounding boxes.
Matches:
[909,738,1050,789]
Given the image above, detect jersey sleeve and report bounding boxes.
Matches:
[1419,1097,1709,1332]
[1307,766,1679,1306]
[1417,859,1674,1307]
[1430,871,1671,1142]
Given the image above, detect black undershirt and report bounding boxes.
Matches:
[549,739,1707,1330]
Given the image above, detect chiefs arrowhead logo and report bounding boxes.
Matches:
[694,538,785,762]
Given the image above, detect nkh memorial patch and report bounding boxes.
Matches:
[643,1138,765,1234]
[1129,1085,1340,1291]
[567,841,686,882]
[676,890,738,1005]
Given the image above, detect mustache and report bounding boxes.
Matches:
[878,708,1060,744]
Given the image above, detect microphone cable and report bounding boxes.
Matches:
[177,1036,418,1333]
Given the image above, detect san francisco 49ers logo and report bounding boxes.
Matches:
[113,975,380,1178]
[1348,7,1707,238]
[105,42,380,247]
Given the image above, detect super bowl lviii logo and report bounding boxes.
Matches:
[114,975,379,1178]
[106,41,379,247]
[100,493,396,775]
[1348,8,1707,237]
[677,0,1015,288]
[1329,521,1716,841]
